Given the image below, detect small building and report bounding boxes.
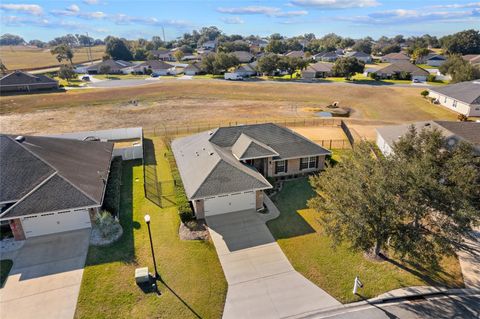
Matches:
[86,59,134,74]
[201,40,217,50]
[132,60,174,75]
[374,61,429,81]
[316,51,341,62]
[184,62,203,75]
[428,81,480,117]
[424,54,446,67]
[182,54,201,62]
[344,51,372,64]
[149,50,175,61]
[302,62,333,79]
[171,123,330,218]
[376,121,480,156]
[231,51,254,63]
[462,54,480,66]
[0,71,58,93]
[285,51,305,59]
[234,62,257,77]
[381,52,410,63]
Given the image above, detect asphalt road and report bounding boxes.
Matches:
[87,78,162,88]
[309,294,480,319]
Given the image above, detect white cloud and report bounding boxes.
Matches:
[50,6,106,19]
[290,0,380,9]
[431,2,480,9]
[112,14,191,28]
[68,4,80,13]
[83,0,99,4]
[0,4,43,16]
[221,16,245,24]
[217,6,308,17]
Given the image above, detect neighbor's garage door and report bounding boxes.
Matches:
[204,191,256,216]
[21,209,91,238]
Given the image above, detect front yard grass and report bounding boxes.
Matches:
[75,138,227,319]
[267,178,464,303]
[0,259,13,287]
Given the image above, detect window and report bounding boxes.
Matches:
[300,157,317,170]
[444,96,447,103]
[309,156,317,168]
[275,160,287,174]
[452,100,457,108]
[300,158,309,170]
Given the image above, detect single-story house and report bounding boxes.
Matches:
[150,50,175,61]
[374,61,429,81]
[132,60,174,75]
[344,51,372,64]
[249,39,268,49]
[302,62,333,79]
[425,54,446,67]
[428,81,480,117]
[285,51,305,59]
[315,51,341,62]
[0,71,58,93]
[0,135,114,240]
[184,62,203,75]
[233,61,257,77]
[462,54,480,66]
[182,55,201,62]
[376,121,480,156]
[232,51,254,63]
[201,40,217,50]
[171,123,331,218]
[381,52,410,63]
[86,59,134,74]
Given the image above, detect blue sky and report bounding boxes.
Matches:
[1,0,479,41]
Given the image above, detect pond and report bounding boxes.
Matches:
[315,111,333,117]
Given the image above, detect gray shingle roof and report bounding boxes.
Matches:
[232,51,254,63]
[382,52,409,60]
[0,135,113,219]
[231,133,279,160]
[376,61,429,76]
[305,62,333,73]
[133,60,173,70]
[429,81,480,105]
[0,71,57,86]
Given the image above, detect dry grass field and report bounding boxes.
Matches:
[0,45,105,70]
[0,80,457,137]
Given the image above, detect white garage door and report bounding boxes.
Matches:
[204,191,256,216]
[21,209,92,238]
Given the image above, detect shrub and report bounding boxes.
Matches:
[420,90,429,98]
[458,114,468,121]
[95,210,118,239]
[427,74,436,82]
[102,157,122,217]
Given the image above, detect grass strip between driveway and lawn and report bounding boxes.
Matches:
[0,259,13,288]
[75,138,227,319]
[267,178,464,303]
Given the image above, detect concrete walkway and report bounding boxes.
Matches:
[207,210,340,319]
[457,228,480,289]
[0,229,90,319]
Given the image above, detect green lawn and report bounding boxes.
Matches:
[54,77,85,87]
[192,74,224,79]
[1,259,13,288]
[267,178,464,303]
[75,138,227,319]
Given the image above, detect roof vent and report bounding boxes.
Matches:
[209,152,214,156]
[15,135,25,143]
[425,123,431,126]
[208,131,213,135]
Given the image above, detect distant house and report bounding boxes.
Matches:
[182,54,201,62]
[381,52,410,63]
[315,51,341,62]
[231,51,254,63]
[425,54,446,67]
[234,62,257,77]
[462,54,480,66]
[184,62,203,76]
[249,39,268,49]
[132,60,174,75]
[344,51,372,64]
[301,62,333,79]
[285,51,305,59]
[150,50,175,61]
[86,59,134,74]
[201,40,217,50]
[428,81,480,117]
[0,71,58,93]
[374,61,429,81]
[376,121,480,156]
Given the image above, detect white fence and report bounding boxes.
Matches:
[46,127,143,160]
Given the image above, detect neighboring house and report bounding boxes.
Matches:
[234,62,257,77]
[344,51,372,64]
[0,135,114,240]
[285,51,305,59]
[424,54,446,67]
[201,40,217,50]
[302,62,333,79]
[86,59,133,74]
[317,51,341,62]
[0,71,58,93]
[249,39,268,49]
[428,80,480,117]
[184,62,203,75]
[132,60,174,75]
[150,50,175,61]
[171,123,331,218]
[182,54,201,62]
[374,61,429,81]
[381,52,410,63]
[376,121,480,156]
[231,51,254,63]
[462,54,480,65]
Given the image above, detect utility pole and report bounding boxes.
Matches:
[86,32,93,64]
[162,26,166,43]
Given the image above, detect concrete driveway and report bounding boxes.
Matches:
[207,210,340,319]
[0,229,90,319]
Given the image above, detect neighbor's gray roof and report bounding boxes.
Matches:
[375,61,429,76]
[231,133,279,160]
[133,60,173,70]
[382,52,410,60]
[377,121,480,154]
[429,81,480,105]
[232,51,254,62]
[0,135,113,219]
[345,51,371,58]
[285,51,305,58]
[304,62,333,73]
[87,59,133,71]
[0,71,57,86]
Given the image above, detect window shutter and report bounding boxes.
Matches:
[285,160,288,173]
[315,156,319,168]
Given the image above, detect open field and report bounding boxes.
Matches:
[0,45,105,70]
[268,178,464,303]
[0,80,457,136]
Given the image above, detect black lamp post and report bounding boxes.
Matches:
[144,214,160,280]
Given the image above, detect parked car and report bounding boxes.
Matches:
[412,79,421,83]
[224,73,244,81]
[81,75,91,81]
[151,73,160,78]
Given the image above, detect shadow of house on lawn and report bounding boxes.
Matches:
[85,160,139,266]
[143,138,162,207]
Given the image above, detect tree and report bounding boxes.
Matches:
[0,34,25,46]
[352,39,372,54]
[99,64,111,76]
[278,56,308,79]
[213,52,239,74]
[133,47,147,60]
[257,54,280,76]
[58,64,76,84]
[0,59,8,75]
[201,52,216,74]
[106,38,133,61]
[174,50,185,62]
[441,29,480,55]
[339,37,355,49]
[28,39,46,48]
[50,45,74,65]
[439,55,480,83]
[420,90,429,98]
[381,44,401,54]
[265,39,287,54]
[332,57,365,80]
[412,47,430,63]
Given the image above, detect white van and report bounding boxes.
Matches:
[224,73,244,81]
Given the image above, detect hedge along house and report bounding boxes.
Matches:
[0,135,113,240]
[171,123,331,218]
